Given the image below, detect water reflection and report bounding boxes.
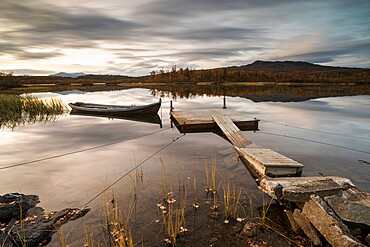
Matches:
[70,111,162,127]
[0,89,369,246]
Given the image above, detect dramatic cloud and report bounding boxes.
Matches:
[0,0,369,75]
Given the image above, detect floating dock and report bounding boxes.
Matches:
[170,109,259,133]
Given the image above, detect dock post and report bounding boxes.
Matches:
[170,101,174,112]
[223,95,227,109]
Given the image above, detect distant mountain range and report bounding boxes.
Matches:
[49,72,86,78]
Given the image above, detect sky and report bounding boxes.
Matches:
[0,0,369,76]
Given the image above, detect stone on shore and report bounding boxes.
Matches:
[302,195,364,247]
[325,187,370,229]
[0,193,90,247]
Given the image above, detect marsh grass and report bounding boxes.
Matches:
[210,162,218,211]
[204,163,211,194]
[192,167,199,209]
[222,180,242,223]
[260,194,273,225]
[104,194,135,247]
[0,94,66,129]
[73,159,278,246]
[156,162,189,246]
[245,191,254,219]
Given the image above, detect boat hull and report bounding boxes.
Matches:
[68,99,161,115]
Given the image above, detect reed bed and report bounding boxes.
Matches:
[0,94,66,129]
[58,160,275,246]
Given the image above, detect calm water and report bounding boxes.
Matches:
[0,88,369,245]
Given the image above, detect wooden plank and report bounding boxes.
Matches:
[235,147,304,178]
[212,114,253,148]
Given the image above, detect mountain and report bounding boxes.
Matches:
[50,72,86,78]
[147,60,369,84]
[226,60,366,72]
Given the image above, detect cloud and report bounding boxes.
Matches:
[0,0,369,75]
[0,0,143,62]
[260,34,370,67]
[5,69,56,76]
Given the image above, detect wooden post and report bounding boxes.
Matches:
[223,95,227,109]
[170,101,173,112]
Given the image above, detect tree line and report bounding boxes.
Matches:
[148,66,370,84]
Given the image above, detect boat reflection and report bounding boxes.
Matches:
[69,111,163,128]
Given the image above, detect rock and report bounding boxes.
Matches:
[0,193,40,222]
[302,195,364,247]
[259,176,353,201]
[325,187,370,229]
[366,233,370,246]
[292,209,322,246]
[350,228,362,236]
[241,222,258,237]
[0,193,90,247]
[284,209,300,233]
[283,179,343,202]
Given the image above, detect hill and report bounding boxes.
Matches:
[148,61,370,84]
[227,60,367,73]
[50,72,86,78]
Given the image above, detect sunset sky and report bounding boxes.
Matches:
[1,0,369,76]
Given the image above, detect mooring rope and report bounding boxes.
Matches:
[260,119,370,141]
[0,127,172,171]
[83,133,186,207]
[259,131,370,155]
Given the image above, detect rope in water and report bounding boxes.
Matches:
[258,131,370,155]
[0,127,172,171]
[83,133,186,207]
[260,119,370,141]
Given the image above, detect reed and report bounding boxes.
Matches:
[261,194,273,225]
[104,193,134,247]
[58,228,68,247]
[245,191,254,219]
[157,161,188,246]
[192,168,200,209]
[0,94,66,129]
[204,163,211,194]
[222,180,242,223]
[210,162,218,211]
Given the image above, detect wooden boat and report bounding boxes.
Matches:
[68,98,161,115]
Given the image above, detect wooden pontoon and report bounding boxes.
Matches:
[170,109,259,133]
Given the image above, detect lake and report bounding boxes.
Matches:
[0,88,369,246]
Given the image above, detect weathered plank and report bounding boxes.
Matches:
[170,109,259,133]
[212,113,253,148]
[235,147,304,178]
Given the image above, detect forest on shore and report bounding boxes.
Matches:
[1,61,369,91]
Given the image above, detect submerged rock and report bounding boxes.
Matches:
[0,193,90,247]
